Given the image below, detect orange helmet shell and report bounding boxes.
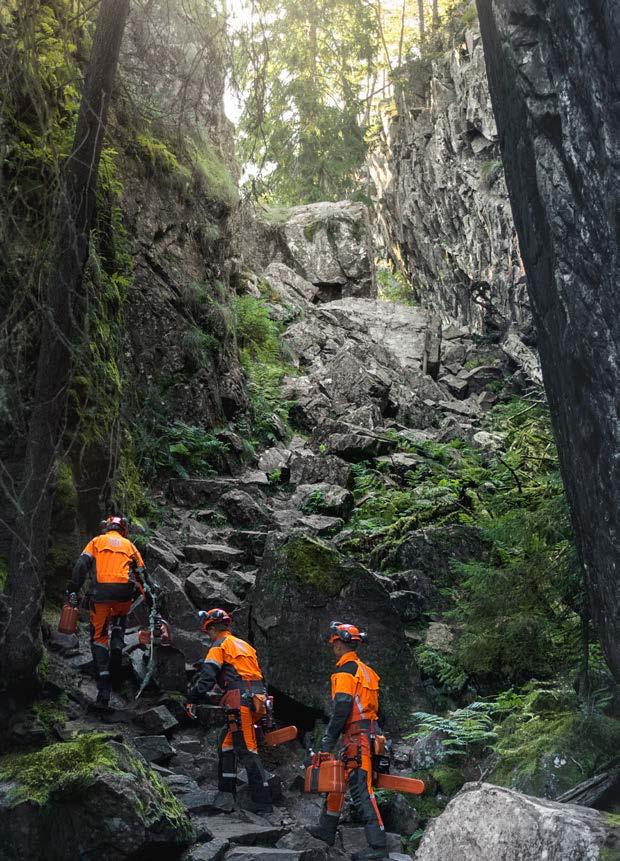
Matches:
[199,608,232,633]
[327,621,367,644]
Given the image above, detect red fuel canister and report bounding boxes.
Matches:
[58,603,79,635]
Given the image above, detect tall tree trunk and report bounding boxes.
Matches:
[431,0,439,30]
[0,0,130,692]
[476,0,620,683]
[417,0,425,43]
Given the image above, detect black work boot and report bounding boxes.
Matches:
[351,824,388,861]
[244,755,273,815]
[307,810,339,847]
[96,675,112,707]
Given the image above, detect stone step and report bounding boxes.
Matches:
[225,848,301,861]
[206,815,286,846]
[184,544,246,566]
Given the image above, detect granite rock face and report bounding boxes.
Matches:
[415,783,619,861]
[370,23,528,334]
[247,201,376,300]
[476,0,620,681]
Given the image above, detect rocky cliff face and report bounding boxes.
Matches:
[370,21,528,335]
[476,0,620,683]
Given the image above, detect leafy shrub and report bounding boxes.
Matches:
[408,702,499,757]
[490,682,620,796]
[234,294,293,446]
[138,421,228,479]
[376,264,416,304]
[181,326,218,371]
[415,646,468,696]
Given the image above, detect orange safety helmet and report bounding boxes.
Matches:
[327,620,367,644]
[102,515,129,537]
[199,608,232,633]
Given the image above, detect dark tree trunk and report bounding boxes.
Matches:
[475,0,620,681]
[0,0,130,692]
[417,0,425,42]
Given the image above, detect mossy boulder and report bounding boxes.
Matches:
[0,733,193,860]
[248,532,423,723]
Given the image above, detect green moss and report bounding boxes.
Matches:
[0,733,118,805]
[125,750,194,842]
[431,765,465,796]
[0,554,7,590]
[31,696,68,740]
[192,141,238,208]
[283,536,354,595]
[135,133,189,179]
[303,223,317,242]
[409,793,446,823]
[54,462,77,508]
[0,734,192,841]
[113,430,153,519]
[35,649,50,685]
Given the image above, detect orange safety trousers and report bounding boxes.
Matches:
[90,600,132,647]
[221,704,259,754]
[325,729,383,827]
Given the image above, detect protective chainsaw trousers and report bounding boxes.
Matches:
[89,600,131,691]
[218,704,272,810]
[322,731,385,849]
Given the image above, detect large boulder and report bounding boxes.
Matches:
[248,533,422,722]
[414,782,619,861]
[0,735,193,860]
[267,201,376,299]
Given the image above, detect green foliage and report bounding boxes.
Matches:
[138,421,229,480]
[0,553,7,590]
[479,158,503,187]
[234,294,293,447]
[135,133,188,177]
[376,264,416,305]
[409,702,499,756]
[112,430,153,519]
[490,682,620,796]
[181,326,219,371]
[302,489,327,515]
[283,536,353,595]
[432,765,466,795]
[268,468,283,484]
[415,646,468,696]
[191,140,239,208]
[235,0,376,203]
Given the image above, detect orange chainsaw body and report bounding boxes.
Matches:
[304,753,425,796]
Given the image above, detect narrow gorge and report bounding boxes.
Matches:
[0,1,618,860]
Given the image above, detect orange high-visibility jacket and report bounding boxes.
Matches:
[75,530,145,602]
[193,633,266,699]
[323,651,380,747]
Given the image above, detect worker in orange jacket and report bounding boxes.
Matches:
[308,621,387,861]
[68,515,151,706]
[188,608,273,815]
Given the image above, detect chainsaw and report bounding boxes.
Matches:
[304,751,425,796]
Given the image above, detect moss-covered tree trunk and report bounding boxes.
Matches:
[0,0,130,692]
